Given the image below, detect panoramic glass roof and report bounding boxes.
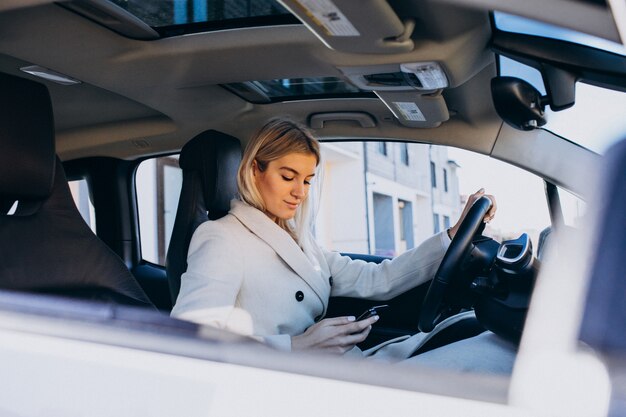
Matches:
[222,77,374,104]
[108,0,298,35]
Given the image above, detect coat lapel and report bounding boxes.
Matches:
[229,200,329,312]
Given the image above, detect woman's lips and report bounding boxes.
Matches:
[285,201,299,209]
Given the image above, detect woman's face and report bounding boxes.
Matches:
[253,152,317,222]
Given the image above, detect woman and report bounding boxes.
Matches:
[171,118,496,358]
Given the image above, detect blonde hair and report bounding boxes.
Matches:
[237,118,321,243]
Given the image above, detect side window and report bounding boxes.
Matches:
[315,142,551,257]
[68,179,96,233]
[557,187,587,228]
[136,156,182,265]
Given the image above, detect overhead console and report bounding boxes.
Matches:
[339,62,450,128]
[276,0,452,128]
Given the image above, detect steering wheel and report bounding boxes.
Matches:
[418,196,493,332]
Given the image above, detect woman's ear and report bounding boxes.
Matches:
[251,159,258,177]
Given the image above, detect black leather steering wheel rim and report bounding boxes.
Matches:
[418,196,493,332]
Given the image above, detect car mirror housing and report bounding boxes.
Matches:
[491,76,548,131]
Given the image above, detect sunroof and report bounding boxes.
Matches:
[107,0,299,36]
[222,77,375,104]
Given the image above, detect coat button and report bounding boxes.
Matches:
[295,291,304,302]
[329,276,333,286]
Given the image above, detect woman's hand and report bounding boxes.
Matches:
[448,188,497,240]
[291,315,378,354]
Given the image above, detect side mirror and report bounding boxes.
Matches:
[491,77,547,131]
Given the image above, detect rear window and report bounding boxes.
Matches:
[136,156,182,265]
[69,178,96,233]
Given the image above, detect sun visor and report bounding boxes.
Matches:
[375,90,450,128]
[277,0,414,54]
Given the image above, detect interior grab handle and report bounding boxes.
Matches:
[309,112,376,129]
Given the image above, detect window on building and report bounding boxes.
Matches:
[136,155,182,265]
[443,215,451,230]
[373,193,395,256]
[398,200,414,252]
[443,168,448,192]
[378,142,387,156]
[430,161,437,188]
[400,143,409,165]
[433,213,440,234]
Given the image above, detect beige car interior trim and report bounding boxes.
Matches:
[491,123,600,197]
[437,0,621,42]
[278,0,414,54]
[607,0,626,45]
[57,116,177,160]
[309,112,377,129]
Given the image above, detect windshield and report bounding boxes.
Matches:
[496,10,626,154]
[500,57,626,154]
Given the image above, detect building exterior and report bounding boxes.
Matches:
[316,141,462,257]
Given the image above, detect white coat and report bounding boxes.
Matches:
[171,199,451,357]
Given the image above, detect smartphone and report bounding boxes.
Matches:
[356,304,388,321]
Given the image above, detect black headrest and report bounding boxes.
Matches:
[179,129,242,219]
[0,72,55,201]
[166,130,241,303]
[0,72,153,308]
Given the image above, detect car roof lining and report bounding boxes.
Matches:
[439,0,621,43]
[0,2,499,159]
[0,0,619,167]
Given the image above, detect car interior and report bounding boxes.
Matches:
[0,71,152,308]
[0,0,624,375]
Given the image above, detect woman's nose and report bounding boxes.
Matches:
[292,182,305,198]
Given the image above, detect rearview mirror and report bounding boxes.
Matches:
[491,77,547,131]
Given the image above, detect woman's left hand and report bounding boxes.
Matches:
[448,188,496,240]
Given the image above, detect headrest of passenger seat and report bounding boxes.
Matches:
[0,72,56,201]
[179,129,242,219]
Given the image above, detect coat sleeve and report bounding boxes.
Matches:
[326,231,450,300]
[171,221,253,335]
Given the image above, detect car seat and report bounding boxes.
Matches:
[165,130,241,304]
[0,72,153,307]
